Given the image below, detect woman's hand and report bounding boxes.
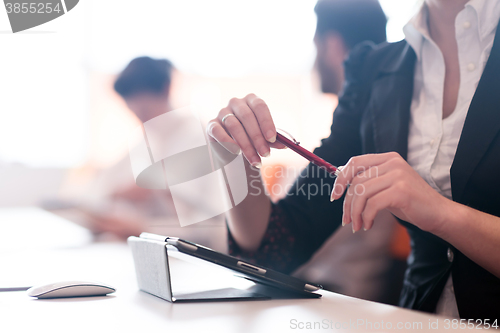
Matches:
[207,94,285,168]
[330,152,454,234]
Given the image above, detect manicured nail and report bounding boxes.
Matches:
[262,150,270,158]
[252,162,262,169]
[330,189,336,202]
[266,131,276,143]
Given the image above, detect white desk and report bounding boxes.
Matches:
[0,208,482,333]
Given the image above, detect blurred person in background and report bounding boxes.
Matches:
[293,0,407,305]
[114,57,174,124]
[313,0,386,94]
[66,56,226,247]
[73,57,180,239]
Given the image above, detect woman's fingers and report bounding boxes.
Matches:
[340,160,393,227]
[229,97,271,158]
[206,120,241,155]
[348,173,393,232]
[207,94,283,166]
[217,107,263,167]
[333,152,403,232]
[331,152,402,200]
[332,151,449,233]
[335,152,423,232]
[245,94,277,143]
[361,189,400,231]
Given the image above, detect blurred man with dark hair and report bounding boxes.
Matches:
[114,56,174,123]
[69,56,179,239]
[314,0,387,94]
[79,56,223,246]
[293,0,405,305]
[87,56,225,246]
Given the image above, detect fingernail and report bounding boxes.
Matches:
[266,131,276,143]
[363,227,368,231]
[252,162,262,169]
[352,228,356,234]
[262,150,270,158]
[342,221,345,227]
[330,188,336,201]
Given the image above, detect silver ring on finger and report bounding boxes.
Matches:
[221,113,237,125]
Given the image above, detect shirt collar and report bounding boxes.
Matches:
[403,4,429,61]
[467,0,500,40]
[403,0,500,59]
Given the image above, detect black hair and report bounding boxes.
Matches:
[314,0,387,49]
[114,56,174,98]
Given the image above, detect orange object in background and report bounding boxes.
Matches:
[260,164,291,202]
[390,222,411,260]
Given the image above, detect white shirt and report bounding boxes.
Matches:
[403,0,500,318]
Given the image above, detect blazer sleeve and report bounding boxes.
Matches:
[228,42,377,274]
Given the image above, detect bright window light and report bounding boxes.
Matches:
[0,0,418,168]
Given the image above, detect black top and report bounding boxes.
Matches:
[229,21,500,320]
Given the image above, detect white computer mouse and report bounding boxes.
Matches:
[27,281,116,299]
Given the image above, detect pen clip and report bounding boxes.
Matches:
[277,128,300,145]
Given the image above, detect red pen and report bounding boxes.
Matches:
[275,132,340,177]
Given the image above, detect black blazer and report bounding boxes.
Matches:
[275,22,500,320]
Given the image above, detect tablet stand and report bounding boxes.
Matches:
[128,236,321,302]
[129,237,271,302]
